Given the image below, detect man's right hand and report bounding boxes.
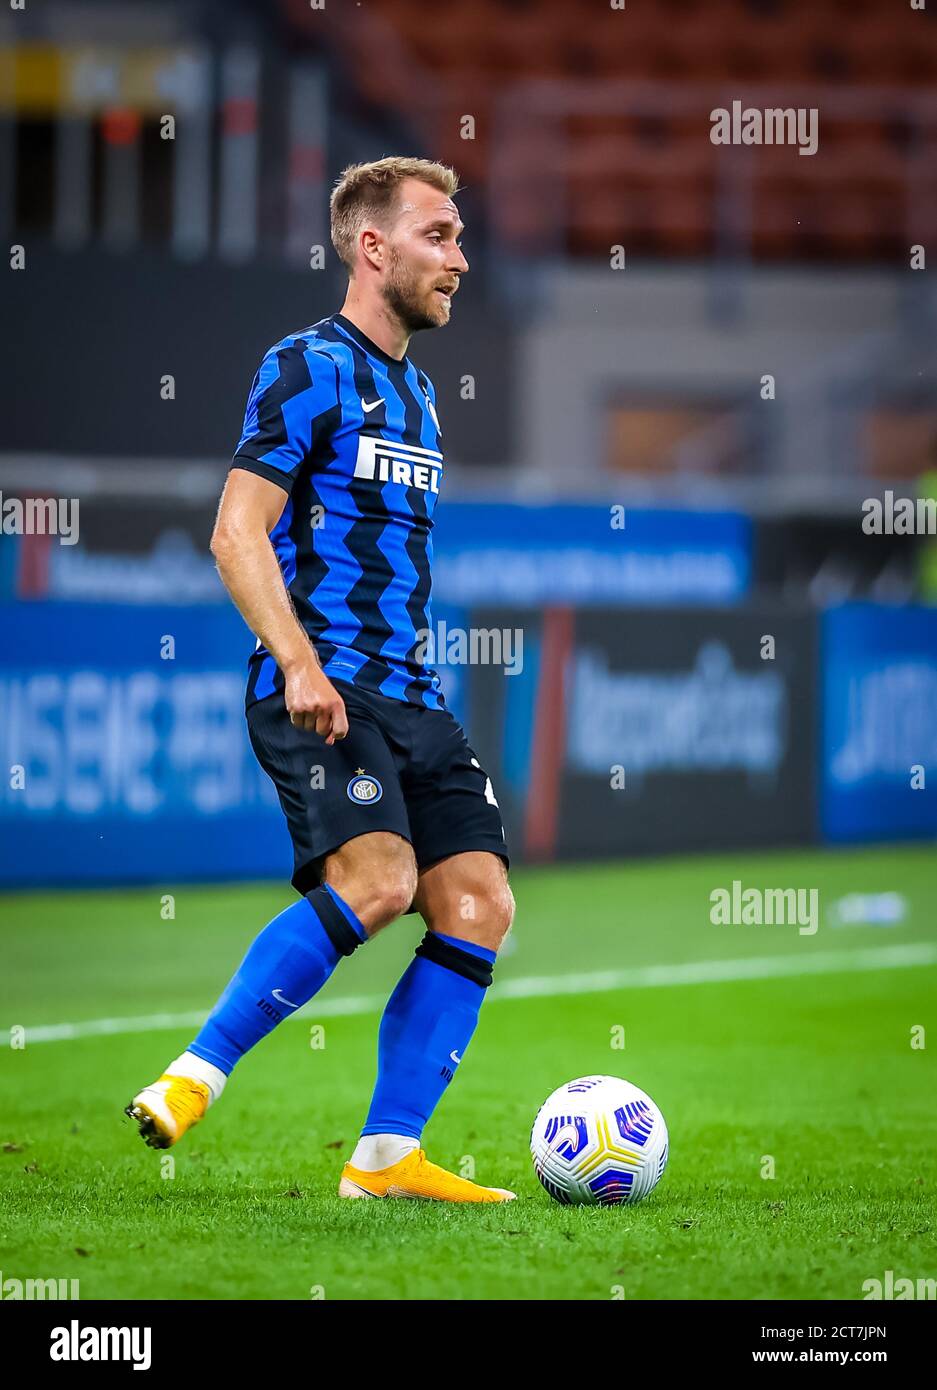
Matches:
[284,658,349,744]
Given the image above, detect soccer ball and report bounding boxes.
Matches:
[530,1075,669,1206]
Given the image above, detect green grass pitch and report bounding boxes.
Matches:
[1,845,934,1301]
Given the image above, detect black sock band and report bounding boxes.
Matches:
[414,931,494,988]
[308,885,364,957]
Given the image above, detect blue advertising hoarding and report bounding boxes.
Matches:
[3,502,752,609]
[2,593,933,886]
[0,603,286,887]
[432,503,752,606]
[0,600,469,889]
[821,603,937,843]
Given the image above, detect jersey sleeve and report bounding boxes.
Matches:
[231,341,338,494]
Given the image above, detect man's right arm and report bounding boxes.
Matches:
[211,468,348,743]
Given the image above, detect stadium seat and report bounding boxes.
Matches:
[314,0,933,263]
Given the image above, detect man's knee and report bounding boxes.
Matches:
[422,857,515,951]
[323,833,418,933]
[487,879,515,947]
[370,869,418,928]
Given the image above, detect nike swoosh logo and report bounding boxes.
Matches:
[450,1049,462,1065]
[361,397,384,414]
[272,989,299,1008]
[344,1178,380,1198]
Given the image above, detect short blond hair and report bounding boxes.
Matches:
[330,157,460,273]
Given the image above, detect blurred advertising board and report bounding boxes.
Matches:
[821,603,937,843]
[0,600,466,888]
[0,603,284,887]
[468,604,819,862]
[432,503,752,607]
[6,596,928,888]
[3,502,752,609]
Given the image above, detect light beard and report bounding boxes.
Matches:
[383,256,447,333]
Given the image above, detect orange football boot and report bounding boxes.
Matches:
[125,1074,210,1149]
[339,1148,516,1202]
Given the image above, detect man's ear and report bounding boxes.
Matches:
[359,227,384,271]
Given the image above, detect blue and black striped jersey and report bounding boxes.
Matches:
[231,313,446,710]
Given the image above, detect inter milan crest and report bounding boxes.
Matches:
[347,770,383,804]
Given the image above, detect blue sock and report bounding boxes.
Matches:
[361,932,497,1140]
[189,883,367,1074]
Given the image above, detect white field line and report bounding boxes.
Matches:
[16,942,937,1046]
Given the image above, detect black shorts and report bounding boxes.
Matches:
[247,679,509,897]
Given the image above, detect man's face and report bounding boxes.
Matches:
[379,178,469,332]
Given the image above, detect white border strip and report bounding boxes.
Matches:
[17,943,937,1045]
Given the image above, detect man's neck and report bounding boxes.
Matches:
[338,290,409,361]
